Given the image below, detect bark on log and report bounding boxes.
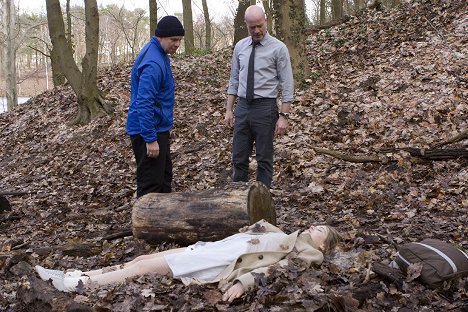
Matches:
[132,182,275,245]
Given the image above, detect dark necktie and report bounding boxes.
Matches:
[246,41,259,102]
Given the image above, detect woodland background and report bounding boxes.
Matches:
[0,0,467,311]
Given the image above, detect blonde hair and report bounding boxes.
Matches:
[322,225,342,253]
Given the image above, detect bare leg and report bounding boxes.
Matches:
[81,248,186,277]
[83,248,186,285]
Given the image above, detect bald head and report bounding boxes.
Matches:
[245,5,266,22]
[244,5,267,42]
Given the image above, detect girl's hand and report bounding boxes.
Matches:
[222,282,245,302]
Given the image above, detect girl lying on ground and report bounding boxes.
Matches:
[36,219,342,302]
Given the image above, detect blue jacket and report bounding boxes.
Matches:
[126,37,175,143]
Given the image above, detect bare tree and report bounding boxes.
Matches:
[46,0,112,125]
[272,0,309,86]
[1,0,18,111]
[106,6,146,60]
[149,0,157,39]
[201,0,211,51]
[182,0,194,54]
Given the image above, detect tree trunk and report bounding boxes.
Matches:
[332,0,343,20]
[182,0,194,54]
[78,0,113,123]
[273,0,309,86]
[132,182,276,245]
[149,0,157,39]
[3,0,18,111]
[233,0,250,46]
[202,0,211,51]
[262,0,274,34]
[46,0,113,125]
[320,0,326,24]
[49,46,65,86]
[65,0,73,50]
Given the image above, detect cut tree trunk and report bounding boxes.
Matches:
[132,182,275,245]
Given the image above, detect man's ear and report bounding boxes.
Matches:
[318,243,326,252]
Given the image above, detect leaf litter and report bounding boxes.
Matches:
[0,0,466,311]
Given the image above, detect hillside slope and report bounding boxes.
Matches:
[1,0,466,311]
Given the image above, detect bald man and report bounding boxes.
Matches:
[225,5,294,189]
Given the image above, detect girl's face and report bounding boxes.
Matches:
[304,225,329,249]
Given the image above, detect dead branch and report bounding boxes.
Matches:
[101,229,133,241]
[0,191,39,196]
[314,146,467,163]
[431,129,468,148]
[27,44,50,58]
[381,147,468,160]
[312,147,382,163]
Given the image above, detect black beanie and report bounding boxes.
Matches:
[155,16,185,37]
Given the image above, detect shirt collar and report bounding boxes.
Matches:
[249,32,270,46]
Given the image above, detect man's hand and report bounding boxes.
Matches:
[222,282,245,302]
[146,141,160,158]
[275,116,288,135]
[225,111,234,128]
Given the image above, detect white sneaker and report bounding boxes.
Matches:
[35,265,64,281]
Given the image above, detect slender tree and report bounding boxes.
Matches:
[272,0,309,86]
[320,0,326,24]
[1,0,18,111]
[149,0,157,39]
[182,0,194,54]
[262,1,273,34]
[45,0,112,124]
[201,0,211,51]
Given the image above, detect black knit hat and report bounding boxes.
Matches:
[155,16,185,37]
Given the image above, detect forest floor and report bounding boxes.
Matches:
[0,0,467,311]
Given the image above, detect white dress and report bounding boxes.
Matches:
[165,232,288,281]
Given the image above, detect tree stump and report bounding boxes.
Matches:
[132,182,275,245]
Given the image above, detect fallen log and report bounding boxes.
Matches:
[132,182,275,245]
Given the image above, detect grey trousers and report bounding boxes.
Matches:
[232,97,278,188]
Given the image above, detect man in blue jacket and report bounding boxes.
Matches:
[126,16,184,197]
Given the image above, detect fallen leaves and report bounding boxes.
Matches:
[0,0,467,311]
